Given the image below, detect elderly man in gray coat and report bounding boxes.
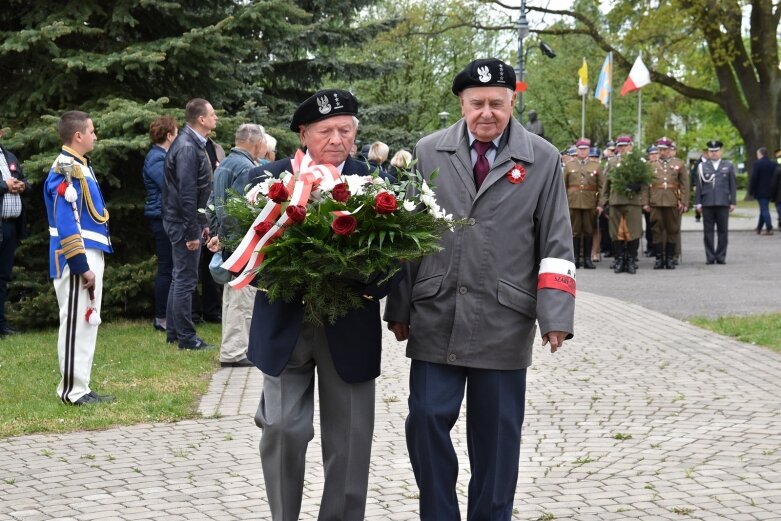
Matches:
[385,58,576,521]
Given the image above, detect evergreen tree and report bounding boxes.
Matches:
[0,0,387,326]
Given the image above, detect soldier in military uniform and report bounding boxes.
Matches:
[695,140,736,264]
[44,111,113,405]
[598,135,647,274]
[564,138,603,269]
[644,137,689,269]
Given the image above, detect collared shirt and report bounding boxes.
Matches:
[0,150,22,219]
[186,125,208,147]
[710,159,721,170]
[467,130,501,169]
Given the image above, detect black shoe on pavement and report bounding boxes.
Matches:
[72,391,116,405]
[220,358,254,368]
[179,337,215,350]
[716,259,726,264]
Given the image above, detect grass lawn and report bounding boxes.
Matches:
[690,313,781,354]
[0,320,220,438]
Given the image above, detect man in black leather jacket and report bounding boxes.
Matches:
[162,98,217,350]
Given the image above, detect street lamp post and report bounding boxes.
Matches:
[516,0,529,121]
[438,111,450,129]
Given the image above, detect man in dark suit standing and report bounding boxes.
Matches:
[0,120,28,337]
[246,89,387,521]
[695,140,737,264]
[749,146,777,235]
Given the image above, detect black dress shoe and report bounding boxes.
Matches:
[706,260,715,265]
[153,321,166,332]
[179,337,215,350]
[0,326,19,336]
[72,391,116,405]
[220,358,254,368]
[716,259,726,264]
[166,336,177,344]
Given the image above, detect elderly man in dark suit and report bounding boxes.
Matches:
[246,89,389,521]
[386,58,575,521]
[0,120,28,337]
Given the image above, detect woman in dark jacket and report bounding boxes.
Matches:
[143,116,178,330]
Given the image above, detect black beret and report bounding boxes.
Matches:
[290,89,358,131]
[706,140,723,151]
[451,58,516,95]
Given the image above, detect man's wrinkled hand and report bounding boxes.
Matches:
[81,270,96,290]
[542,331,567,353]
[206,236,221,253]
[388,321,410,342]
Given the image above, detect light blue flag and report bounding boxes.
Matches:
[594,53,612,107]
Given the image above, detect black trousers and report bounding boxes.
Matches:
[0,220,18,329]
[702,206,729,262]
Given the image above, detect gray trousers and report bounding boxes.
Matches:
[165,237,200,344]
[254,323,375,521]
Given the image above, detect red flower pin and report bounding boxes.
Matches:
[507,164,526,184]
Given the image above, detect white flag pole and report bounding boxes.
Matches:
[637,89,642,146]
[608,52,613,141]
[581,93,586,137]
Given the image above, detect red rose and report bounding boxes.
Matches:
[374,192,398,214]
[56,181,68,197]
[253,221,273,236]
[331,183,351,203]
[268,182,289,203]
[331,215,357,236]
[285,204,307,223]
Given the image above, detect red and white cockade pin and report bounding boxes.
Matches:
[506,163,526,184]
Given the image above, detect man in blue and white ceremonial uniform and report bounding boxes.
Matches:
[44,111,113,405]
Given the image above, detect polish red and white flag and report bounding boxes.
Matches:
[620,55,651,96]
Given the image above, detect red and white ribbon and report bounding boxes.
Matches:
[221,150,341,289]
[537,257,576,296]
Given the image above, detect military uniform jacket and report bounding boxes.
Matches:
[695,159,737,207]
[564,158,603,209]
[384,119,575,371]
[44,147,112,278]
[599,155,648,207]
[649,157,688,207]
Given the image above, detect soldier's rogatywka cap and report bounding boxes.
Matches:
[655,136,672,148]
[451,58,516,95]
[605,140,616,150]
[706,140,723,151]
[575,138,591,149]
[616,135,633,146]
[647,145,659,154]
[588,147,600,158]
[567,147,577,156]
[290,89,358,131]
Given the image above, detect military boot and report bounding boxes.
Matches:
[653,243,665,270]
[613,241,625,273]
[582,235,596,269]
[573,237,581,269]
[665,243,677,269]
[625,239,639,274]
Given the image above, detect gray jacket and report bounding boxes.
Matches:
[695,159,737,207]
[384,119,575,370]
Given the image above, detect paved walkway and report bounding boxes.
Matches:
[2,288,780,520]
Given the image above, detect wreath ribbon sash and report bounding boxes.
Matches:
[221,150,340,289]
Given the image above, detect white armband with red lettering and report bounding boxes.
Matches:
[537,258,576,296]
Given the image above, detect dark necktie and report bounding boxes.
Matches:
[472,140,493,189]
